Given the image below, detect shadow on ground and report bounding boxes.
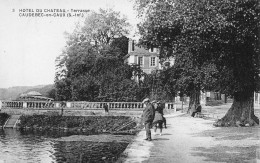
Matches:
[161,133,172,136]
[152,138,170,141]
[190,124,259,162]
[191,145,258,163]
[192,126,260,141]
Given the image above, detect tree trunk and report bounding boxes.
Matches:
[214,92,259,127]
[187,90,200,114]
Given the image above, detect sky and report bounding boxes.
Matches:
[0,0,138,88]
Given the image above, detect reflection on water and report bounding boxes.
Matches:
[0,129,55,163]
[0,129,128,163]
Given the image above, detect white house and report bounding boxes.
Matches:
[124,39,174,74]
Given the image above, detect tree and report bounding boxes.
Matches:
[55,8,147,102]
[110,36,129,59]
[65,8,130,53]
[55,78,72,101]
[134,0,260,126]
[47,88,56,100]
[209,0,260,126]
[134,0,214,111]
[140,69,176,102]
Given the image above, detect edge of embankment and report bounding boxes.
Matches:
[116,112,185,163]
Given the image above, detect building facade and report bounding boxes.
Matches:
[124,39,174,74]
[124,39,226,105]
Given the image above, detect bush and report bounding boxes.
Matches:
[18,115,135,134]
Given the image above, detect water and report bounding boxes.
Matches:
[0,129,129,163]
[0,129,56,163]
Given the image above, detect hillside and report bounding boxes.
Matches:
[0,84,54,100]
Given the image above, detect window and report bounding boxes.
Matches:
[150,57,156,66]
[138,57,143,66]
[132,40,135,51]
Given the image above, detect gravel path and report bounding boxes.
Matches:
[120,111,260,163]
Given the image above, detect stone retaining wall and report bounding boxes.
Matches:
[1,107,144,117]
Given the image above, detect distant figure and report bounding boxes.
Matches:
[104,103,109,115]
[152,100,164,136]
[141,98,155,141]
[60,101,66,116]
[191,103,202,117]
[158,102,167,128]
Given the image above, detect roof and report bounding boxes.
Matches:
[17,95,54,101]
[26,91,42,96]
[124,46,159,60]
[129,46,158,56]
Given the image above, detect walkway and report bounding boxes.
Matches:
[4,115,20,128]
[119,110,260,163]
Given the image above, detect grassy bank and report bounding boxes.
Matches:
[18,115,137,134]
[0,113,10,126]
[53,140,129,162]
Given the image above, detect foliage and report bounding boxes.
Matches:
[0,113,10,126]
[55,8,147,102]
[47,88,56,99]
[81,8,130,46]
[109,36,129,59]
[134,0,260,99]
[140,69,176,102]
[18,115,135,133]
[55,78,72,101]
[134,0,209,99]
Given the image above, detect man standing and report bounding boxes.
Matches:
[60,101,66,116]
[141,98,155,141]
[104,103,109,115]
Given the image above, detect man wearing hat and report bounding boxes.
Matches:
[141,98,155,141]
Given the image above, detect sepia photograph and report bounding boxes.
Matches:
[0,0,259,162]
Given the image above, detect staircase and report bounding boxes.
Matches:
[4,115,21,128]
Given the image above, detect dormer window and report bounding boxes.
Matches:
[149,46,157,53]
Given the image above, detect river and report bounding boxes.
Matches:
[0,129,131,163]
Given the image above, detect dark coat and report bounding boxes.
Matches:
[153,105,164,123]
[142,103,155,123]
[104,103,109,112]
[196,104,202,112]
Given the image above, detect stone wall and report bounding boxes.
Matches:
[1,107,144,117]
[1,101,177,117]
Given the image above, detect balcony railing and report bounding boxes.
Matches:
[2,101,176,110]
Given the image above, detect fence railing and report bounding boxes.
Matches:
[3,101,57,109]
[68,101,144,110]
[2,101,177,110]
